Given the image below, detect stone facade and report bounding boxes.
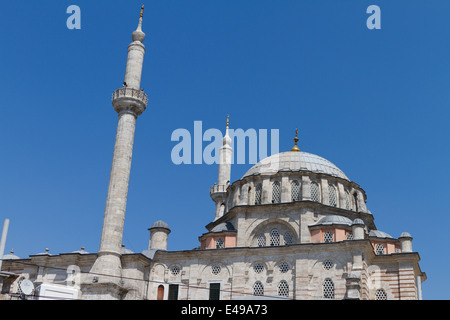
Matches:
[0,8,426,301]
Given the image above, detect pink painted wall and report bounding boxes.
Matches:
[201,235,237,249]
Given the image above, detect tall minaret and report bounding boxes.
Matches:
[210,116,232,220]
[90,6,148,286]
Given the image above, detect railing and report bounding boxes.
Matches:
[112,87,149,106]
[210,184,227,195]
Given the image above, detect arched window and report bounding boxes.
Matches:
[270,229,280,246]
[253,281,264,296]
[291,180,300,201]
[353,193,359,212]
[278,280,289,297]
[311,182,320,202]
[328,184,337,207]
[375,243,385,255]
[257,234,266,247]
[345,192,351,210]
[255,184,262,205]
[323,278,334,299]
[272,181,281,203]
[215,238,224,249]
[375,289,387,300]
[323,231,334,243]
[284,231,293,245]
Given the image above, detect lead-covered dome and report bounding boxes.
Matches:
[242,151,349,181]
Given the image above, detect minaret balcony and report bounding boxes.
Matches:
[112,87,148,116]
[210,185,228,202]
[210,184,227,195]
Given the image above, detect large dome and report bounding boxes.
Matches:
[242,151,349,181]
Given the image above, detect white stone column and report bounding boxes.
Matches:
[320,178,329,206]
[281,175,290,203]
[301,175,311,201]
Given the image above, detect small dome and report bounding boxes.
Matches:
[399,232,412,239]
[72,246,89,254]
[242,151,349,181]
[211,222,236,233]
[352,218,365,226]
[314,215,353,226]
[2,250,20,260]
[35,248,51,255]
[149,220,171,231]
[121,245,134,254]
[369,230,393,239]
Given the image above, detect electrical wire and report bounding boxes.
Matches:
[1,259,293,300]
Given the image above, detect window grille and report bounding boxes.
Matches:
[346,232,354,240]
[329,185,337,207]
[284,232,293,245]
[216,238,224,249]
[253,281,264,296]
[375,289,387,300]
[323,260,333,270]
[272,181,281,203]
[278,280,289,297]
[345,192,351,210]
[170,265,181,276]
[311,182,320,202]
[211,265,221,275]
[323,231,334,243]
[253,263,265,274]
[291,180,300,201]
[270,229,280,246]
[323,278,334,299]
[255,184,262,205]
[375,243,385,255]
[257,234,266,247]
[279,262,290,273]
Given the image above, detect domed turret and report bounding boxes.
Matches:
[148,220,171,251]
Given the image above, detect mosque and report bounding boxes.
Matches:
[0,7,426,300]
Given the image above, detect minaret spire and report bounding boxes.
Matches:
[90,6,149,293]
[133,5,145,43]
[210,115,233,220]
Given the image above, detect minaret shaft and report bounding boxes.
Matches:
[89,7,148,289]
[98,112,137,256]
[124,42,145,89]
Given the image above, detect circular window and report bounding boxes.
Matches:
[323,260,334,270]
[253,263,265,274]
[170,265,181,276]
[211,265,221,275]
[279,262,290,273]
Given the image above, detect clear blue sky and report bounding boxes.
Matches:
[0,1,449,299]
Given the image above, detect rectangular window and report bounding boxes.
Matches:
[209,283,221,300]
[168,284,179,300]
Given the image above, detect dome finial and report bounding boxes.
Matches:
[132,5,146,42]
[291,128,300,152]
[226,114,229,128]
